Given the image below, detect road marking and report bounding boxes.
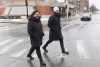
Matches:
[0,39,24,55]
[11,49,27,57]
[11,38,48,58]
[0,39,12,46]
[0,26,9,29]
[76,40,91,59]
[92,40,100,51]
[9,32,68,58]
[32,39,69,58]
[0,26,26,33]
[4,26,26,30]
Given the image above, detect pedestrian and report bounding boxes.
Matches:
[68,11,71,18]
[42,7,69,55]
[27,11,46,66]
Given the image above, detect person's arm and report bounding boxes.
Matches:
[27,21,36,38]
[48,17,60,34]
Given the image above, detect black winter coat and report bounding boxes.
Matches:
[48,14,63,40]
[28,18,44,47]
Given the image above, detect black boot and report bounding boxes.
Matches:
[42,47,48,52]
[36,47,46,66]
[27,47,35,59]
[27,54,34,59]
[40,60,46,66]
[62,51,69,55]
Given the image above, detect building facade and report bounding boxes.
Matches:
[0,0,68,19]
[0,0,89,19]
[67,0,89,14]
[79,0,89,12]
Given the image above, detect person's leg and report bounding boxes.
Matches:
[42,40,53,52]
[59,39,69,54]
[36,47,46,66]
[27,46,35,59]
[59,39,65,52]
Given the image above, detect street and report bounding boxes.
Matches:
[0,12,100,67]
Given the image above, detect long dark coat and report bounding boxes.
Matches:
[27,18,44,47]
[48,14,63,41]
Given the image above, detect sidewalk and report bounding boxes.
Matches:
[0,14,80,27]
[0,19,28,23]
[0,18,49,23]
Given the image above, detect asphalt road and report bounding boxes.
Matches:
[0,12,100,67]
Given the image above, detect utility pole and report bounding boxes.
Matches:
[25,0,28,19]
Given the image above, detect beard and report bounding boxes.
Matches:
[54,12,61,18]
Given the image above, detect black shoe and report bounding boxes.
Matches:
[62,51,69,55]
[42,47,48,52]
[40,60,46,66]
[27,55,34,59]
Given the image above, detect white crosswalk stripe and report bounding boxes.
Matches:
[11,40,91,59]
[0,26,26,33]
[76,40,91,59]
[92,40,100,51]
[10,38,48,58]
[11,49,27,57]
[0,39,94,59]
[0,39,24,55]
[3,26,26,31]
[0,39,12,46]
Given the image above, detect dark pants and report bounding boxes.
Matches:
[28,47,43,60]
[43,39,65,52]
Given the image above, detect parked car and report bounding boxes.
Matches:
[80,13,92,21]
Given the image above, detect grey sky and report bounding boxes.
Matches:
[89,0,100,9]
[58,0,100,9]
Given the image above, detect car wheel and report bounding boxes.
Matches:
[81,18,84,21]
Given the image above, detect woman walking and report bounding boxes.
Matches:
[27,11,46,66]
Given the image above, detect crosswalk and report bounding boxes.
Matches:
[0,39,12,46]
[0,39,24,55]
[11,49,27,57]
[76,40,91,59]
[92,40,100,51]
[0,38,100,59]
[0,26,26,33]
